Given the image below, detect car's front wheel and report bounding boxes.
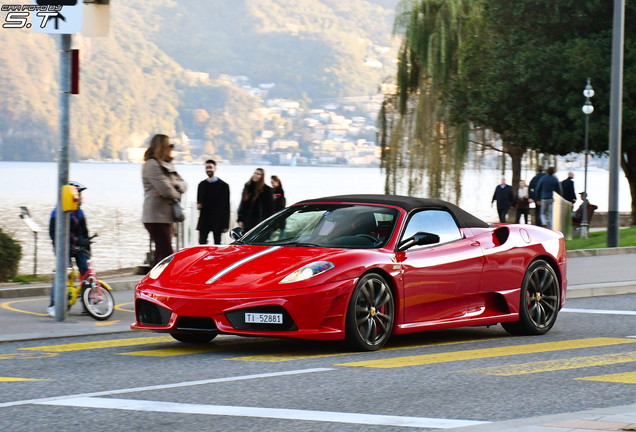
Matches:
[346,273,394,351]
[170,333,217,344]
[502,259,560,335]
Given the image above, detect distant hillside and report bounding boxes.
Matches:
[0,0,399,161]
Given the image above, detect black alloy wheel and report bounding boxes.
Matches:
[346,273,394,351]
[170,333,217,344]
[502,259,560,335]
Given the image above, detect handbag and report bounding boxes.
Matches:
[171,200,185,222]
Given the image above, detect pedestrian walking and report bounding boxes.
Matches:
[528,165,546,226]
[271,175,286,213]
[561,172,577,204]
[142,134,187,266]
[197,159,230,245]
[48,181,90,317]
[535,166,563,229]
[237,168,274,232]
[491,177,515,223]
[515,180,530,224]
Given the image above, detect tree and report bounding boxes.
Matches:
[378,0,479,202]
[450,0,636,224]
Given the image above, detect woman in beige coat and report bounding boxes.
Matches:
[142,134,188,266]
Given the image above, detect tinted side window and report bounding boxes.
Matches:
[403,210,462,244]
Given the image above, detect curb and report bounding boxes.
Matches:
[0,277,142,299]
[567,246,636,258]
[566,281,636,299]
[0,325,134,343]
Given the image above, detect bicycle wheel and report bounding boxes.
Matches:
[82,282,115,321]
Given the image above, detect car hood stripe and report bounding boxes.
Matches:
[206,246,282,284]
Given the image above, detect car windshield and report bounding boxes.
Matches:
[240,204,400,249]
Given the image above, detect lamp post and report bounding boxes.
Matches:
[581,79,594,239]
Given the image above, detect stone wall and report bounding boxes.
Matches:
[589,212,633,228]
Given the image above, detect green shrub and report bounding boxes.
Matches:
[0,228,22,282]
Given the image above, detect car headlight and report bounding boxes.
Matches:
[280,261,335,284]
[149,256,174,280]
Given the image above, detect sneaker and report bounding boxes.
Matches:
[47,306,55,318]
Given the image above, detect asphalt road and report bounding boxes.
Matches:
[1,294,635,431]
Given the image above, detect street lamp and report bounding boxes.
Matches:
[581,78,594,239]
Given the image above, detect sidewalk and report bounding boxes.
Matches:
[453,403,636,431]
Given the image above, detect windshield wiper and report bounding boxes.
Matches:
[291,242,322,248]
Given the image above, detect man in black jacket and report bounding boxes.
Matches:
[528,165,546,226]
[492,177,515,223]
[561,172,577,204]
[197,160,230,245]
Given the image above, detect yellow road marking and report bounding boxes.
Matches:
[0,377,47,382]
[577,372,636,384]
[114,302,134,313]
[1,298,49,317]
[459,351,636,376]
[95,320,121,326]
[229,335,509,363]
[336,338,636,369]
[0,352,58,360]
[120,345,226,357]
[19,336,173,352]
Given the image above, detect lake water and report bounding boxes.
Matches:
[1,161,631,274]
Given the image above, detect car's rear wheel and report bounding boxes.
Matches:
[502,259,560,335]
[346,273,394,351]
[170,333,217,344]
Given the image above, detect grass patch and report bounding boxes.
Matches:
[10,274,52,284]
[566,226,636,250]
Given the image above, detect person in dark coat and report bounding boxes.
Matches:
[561,172,576,204]
[528,165,546,226]
[238,168,275,232]
[491,177,515,223]
[535,166,563,229]
[197,159,230,245]
[271,175,286,213]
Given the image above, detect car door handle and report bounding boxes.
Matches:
[470,241,480,246]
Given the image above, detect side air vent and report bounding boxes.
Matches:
[137,299,172,326]
[493,227,510,246]
[176,316,218,332]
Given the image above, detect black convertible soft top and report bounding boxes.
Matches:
[296,194,489,229]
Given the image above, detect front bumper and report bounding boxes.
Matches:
[131,278,356,341]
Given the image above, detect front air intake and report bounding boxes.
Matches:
[137,299,172,326]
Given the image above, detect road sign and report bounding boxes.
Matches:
[32,0,83,34]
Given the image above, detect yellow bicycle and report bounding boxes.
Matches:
[67,245,115,320]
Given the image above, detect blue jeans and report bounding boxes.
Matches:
[540,199,554,229]
[50,250,89,306]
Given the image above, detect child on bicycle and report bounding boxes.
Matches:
[48,181,91,317]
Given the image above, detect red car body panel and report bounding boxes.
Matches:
[132,197,567,341]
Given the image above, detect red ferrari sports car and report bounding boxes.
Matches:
[132,195,567,351]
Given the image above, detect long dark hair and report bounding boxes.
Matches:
[243,168,266,201]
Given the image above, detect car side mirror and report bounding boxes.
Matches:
[398,231,440,251]
[230,227,243,241]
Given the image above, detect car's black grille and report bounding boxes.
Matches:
[137,299,172,326]
[176,316,218,332]
[225,306,297,332]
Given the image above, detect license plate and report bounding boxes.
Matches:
[245,313,283,324]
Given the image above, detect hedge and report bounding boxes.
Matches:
[0,227,22,282]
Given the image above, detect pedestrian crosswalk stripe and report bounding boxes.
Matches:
[576,372,636,384]
[459,351,636,376]
[228,336,508,363]
[19,336,173,352]
[336,338,636,369]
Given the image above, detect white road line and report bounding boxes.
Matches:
[561,308,636,316]
[38,397,489,429]
[0,368,333,409]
